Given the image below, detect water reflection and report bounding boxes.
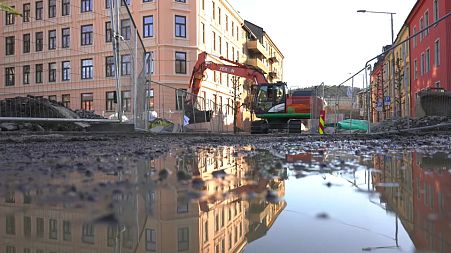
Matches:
[372,151,450,253]
[0,146,286,253]
[1,146,450,253]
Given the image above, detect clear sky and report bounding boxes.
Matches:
[229,0,418,88]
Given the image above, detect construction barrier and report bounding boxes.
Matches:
[319,110,326,135]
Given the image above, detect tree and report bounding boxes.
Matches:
[0,3,21,16]
[393,57,405,118]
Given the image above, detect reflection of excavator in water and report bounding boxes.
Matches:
[186,52,324,134]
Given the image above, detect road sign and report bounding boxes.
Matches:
[384,96,391,106]
[377,100,383,112]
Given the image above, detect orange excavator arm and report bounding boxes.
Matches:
[189,52,268,97]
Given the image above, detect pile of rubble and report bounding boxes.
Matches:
[371,116,451,132]
[0,97,105,132]
[74,110,106,119]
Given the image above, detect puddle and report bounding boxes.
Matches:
[0,145,450,253]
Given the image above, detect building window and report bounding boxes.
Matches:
[121,19,131,40]
[219,36,222,54]
[176,89,187,110]
[175,0,186,2]
[433,0,439,22]
[62,0,71,16]
[106,91,116,111]
[175,15,186,38]
[413,27,417,48]
[413,59,417,80]
[49,30,57,50]
[426,49,430,73]
[36,32,43,51]
[6,215,15,235]
[434,39,440,66]
[177,191,189,213]
[36,1,43,20]
[121,54,131,76]
[81,93,93,110]
[424,11,429,36]
[225,15,228,31]
[419,17,424,41]
[23,3,31,22]
[177,227,189,251]
[105,22,112,42]
[49,0,56,18]
[49,219,57,240]
[201,22,205,44]
[212,31,216,51]
[5,6,15,25]
[107,225,117,247]
[218,7,221,24]
[63,221,71,241]
[81,59,93,79]
[144,0,154,2]
[62,61,71,81]
[145,229,157,252]
[82,223,95,244]
[435,81,440,88]
[5,67,15,86]
[36,64,43,83]
[122,91,131,112]
[62,94,70,108]
[106,56,115,77]
[24,216,32,237]
[23,65,30,84]
[145,52,154,74]
[23,34,31,53]
[49,63,56,82]
[81,0,93,12]
[5,36,15,55]
[420,53,425,76]
[212,1,215,19]
[175,52,187,74]
[36,217,44,238]
[143,16,154,38]
[62,28,70,48]
[48,95,57,101]
[81,24,93,45]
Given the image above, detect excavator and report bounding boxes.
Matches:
[186,52,324,134]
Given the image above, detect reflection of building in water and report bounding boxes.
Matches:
[372,152,450,253]
[0,147,286,253]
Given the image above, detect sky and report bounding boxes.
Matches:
[229,0,418,88]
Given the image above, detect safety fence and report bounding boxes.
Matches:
[0,0,150,130]
[149,81,238,133]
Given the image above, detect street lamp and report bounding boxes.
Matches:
[357,10,396,44]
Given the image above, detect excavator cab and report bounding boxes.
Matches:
[253,82,288,115]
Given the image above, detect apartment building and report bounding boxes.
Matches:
[406,0,450,117]
[0,0,284,128]
[243,20,284,83]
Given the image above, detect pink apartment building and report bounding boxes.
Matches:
[0,0,283,128]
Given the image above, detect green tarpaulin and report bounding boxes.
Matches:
[337,119,368,131]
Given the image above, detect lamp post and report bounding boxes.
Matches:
[358,10,397,119]
[357,10,396,44]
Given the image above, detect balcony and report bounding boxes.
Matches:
[246,58,269,74]
[268,56,279,63]
[269,70,279,79]
[247,40,269,58]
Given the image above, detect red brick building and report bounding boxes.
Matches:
[406,0,450,116]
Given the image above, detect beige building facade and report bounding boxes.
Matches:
[0,0,284,129]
